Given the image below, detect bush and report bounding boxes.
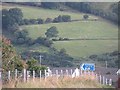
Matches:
[45,26,58,38]
[83,14,89,20]
[62,15,71,22]
[63,38,69,40]
[37,18,44,24]
[45,18,53,23]
[29,19,38,24]
[35,37,53,47]
[17,38,25,44]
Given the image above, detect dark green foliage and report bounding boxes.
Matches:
[13,30,30,45]
[88,51,119,68]
[37,18,44,24]
[26,58,47,76]
[35,37,53,47]
[2,8,23,30]
[62,15,71,22]
[29,19,38,24]
[21,49,74,67]
[45,18,53,23]
[65,2,118,24]
[41,2,60,9]
[83,14,89,19]
[45,26,59,38]
[53,15,71,23]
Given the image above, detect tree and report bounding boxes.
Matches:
[37,18,44,24]
[2,36,26,72]
[45,26,59,38]
[35,37,53,47]
[45,18,53,23]
[41,2,60,9]
[62,15,71,22]
[2,8,23,30]
[83,14,89,19]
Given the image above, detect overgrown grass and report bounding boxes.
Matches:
[3,75,103,88]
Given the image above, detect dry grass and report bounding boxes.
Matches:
[3,75,102,88]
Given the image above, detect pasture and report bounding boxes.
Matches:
[22,21,118,39]
[1,3,96,20]
[2,3,118,58]
[53,40,118,57]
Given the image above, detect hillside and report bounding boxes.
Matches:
[2,3,118,67]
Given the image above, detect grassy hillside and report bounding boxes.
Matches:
[2,3,118,59]
[53,40,118,58]
[1,3,96,20]
[22,21,118,39]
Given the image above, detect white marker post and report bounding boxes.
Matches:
[106,78,108,85]
[66,69,68,76]
[109,79,112,86]
[40,70,41,81]
[27,71,30,81]
[45,70,47,81]
[56,70,58,80]
[23,69,26,82]
[15,69,17,79]
[99,75,102,84]
[71,69,73,77]
[8,71,10,81]
[61,70,63,76]
[0,72,1,81]
[33,70,35,81]
[103,76,105,85]
[95,74,98,81]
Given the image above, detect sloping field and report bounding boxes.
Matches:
[1,3,95,20]
[2,3,118,58]
[22,20,118,39]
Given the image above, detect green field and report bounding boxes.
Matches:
[22,20,118,39]
[2,3,118,58]
[2,4,96,20]
[53,40,118,58]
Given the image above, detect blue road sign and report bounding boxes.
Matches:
[80,63,95,71]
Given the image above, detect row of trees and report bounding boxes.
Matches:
[13,29,53,47]
[20,15,71,25]
[21,48,74,67]
[5,2,118,24]
[65,2,118,24]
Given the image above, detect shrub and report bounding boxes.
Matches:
[37,18,44,24]
[83,14,89,19]
[45,18,53,23]
[62,15,71,22]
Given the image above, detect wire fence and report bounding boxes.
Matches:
[0,68,113,86]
